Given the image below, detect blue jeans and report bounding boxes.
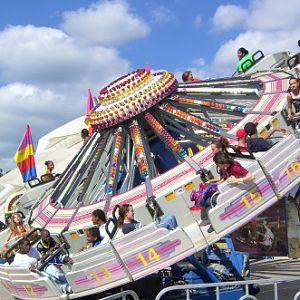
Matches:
[159,214,178,230]
[50,253,65,264]
[44,264,69,293]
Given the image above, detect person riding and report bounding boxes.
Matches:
[81,128,90,146]
[4,212,30,244]
[287,77,300,121]
[210,137,230,155]
[45,160,55,174]
[80,227,103,251]
[292,54,300,79]
[192,152,254,209]
[43,160,56,181]
[117,204,177,235]
[91,209,109,243]
[37,229,73,265]
[213,152,255,185]
[12,238,72,293]
[182,70,201,82]
[236,48,253,74]
[235,129,248,152]
[244,122,289,153]
[117,204,142,234]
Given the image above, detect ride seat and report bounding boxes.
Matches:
[257,134,300,197]
[0,265,62,298]
[71,241,116,270]
[112,223,158,250]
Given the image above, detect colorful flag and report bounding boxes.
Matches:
[145,63,151,73]
[14,124,37,182]
[86,88,94,116]
[85,88,95,134]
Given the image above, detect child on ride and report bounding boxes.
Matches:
[190,152,254,210]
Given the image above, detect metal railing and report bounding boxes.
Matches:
[99,289,139,300]
[155,277,300,300]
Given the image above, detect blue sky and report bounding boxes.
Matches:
[0,0,299,171]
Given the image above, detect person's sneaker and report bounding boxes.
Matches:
[199,219,210,226]
[66,285,72,294]
[61,284,72,294]
[190,205,204,211]
[207,225,214,233]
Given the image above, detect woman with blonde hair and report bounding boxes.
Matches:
[5,212,30,243]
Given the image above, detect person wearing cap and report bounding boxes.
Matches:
[244,122,289,153]
[235,129,248,152]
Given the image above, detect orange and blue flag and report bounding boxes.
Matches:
[14,124,37,182]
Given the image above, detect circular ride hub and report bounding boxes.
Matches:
[43,66,262,213]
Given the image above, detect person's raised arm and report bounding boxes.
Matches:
[4,230,13,245]
[265,127,290,139]
[227,172,254,184]
[287,93,293,120]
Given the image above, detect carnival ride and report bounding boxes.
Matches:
[0,49,300,299]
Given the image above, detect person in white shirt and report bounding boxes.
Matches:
[91,209,109,243]
[12,239,71,293]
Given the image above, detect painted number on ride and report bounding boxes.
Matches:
[21,285,36,296]
[90,266,112,283]
[136,247,160,267]
[286,162,300,180]
[240,186,262,209]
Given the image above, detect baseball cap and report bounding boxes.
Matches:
[236,129,247,139]
[244,122,258,136]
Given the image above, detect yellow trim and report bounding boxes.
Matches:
[184,182,195,191]
[14,144,34,163]
[271,118,280,126]
[259,128,268,139]
[69,232,79,239]
[165,193,176,201]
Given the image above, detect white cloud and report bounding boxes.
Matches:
[0,83,72,170]
[150,6,176,24]
[246,0,300,31]
[193,15,202,28]
[61,0,150,46]
[212,5,247,31]
[0,23,131,171]
[0,25,129,90]
[193,58,205,67]
[211,0,300,76]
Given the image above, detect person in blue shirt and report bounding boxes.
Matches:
[86,227,103,247]
[81,227,103,251]
[117,204,177,235]
[244,122,289,152]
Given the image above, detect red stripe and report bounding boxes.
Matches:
[17,155,35,173]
